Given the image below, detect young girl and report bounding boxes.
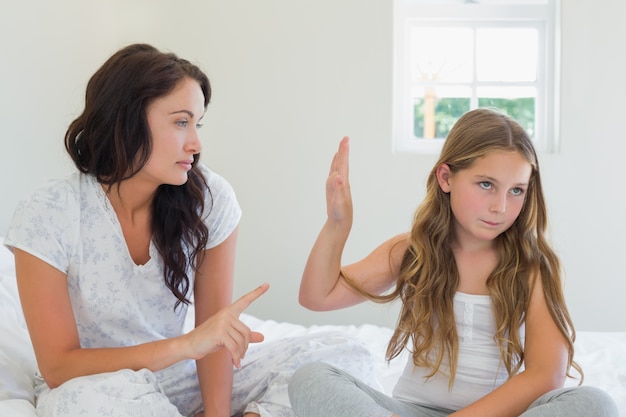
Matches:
[288,109,618,417]
[4,43,375,417]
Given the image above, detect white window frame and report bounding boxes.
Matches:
[392,0,560,154]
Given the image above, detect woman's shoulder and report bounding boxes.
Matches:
[195,163,242,248]
[196,163,234,192]
[14,172,88,212]
[196,162,239,207]
[4,172,95,271]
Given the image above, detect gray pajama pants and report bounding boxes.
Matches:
[288,362,619,417]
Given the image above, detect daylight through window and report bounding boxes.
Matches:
[393,0,560,153]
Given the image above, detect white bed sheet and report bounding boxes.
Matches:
[1,242,625,416]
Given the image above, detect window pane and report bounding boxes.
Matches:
[410,27,474,83]
[414,86,471,139]
[478,86,536,137]
[476,28,538,82]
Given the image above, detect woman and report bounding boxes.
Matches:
[5,43,374,417]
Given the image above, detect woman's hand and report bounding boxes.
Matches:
[326,136,353,228]
[182,283,269,367]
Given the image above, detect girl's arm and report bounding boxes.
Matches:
[14,242,265,391]
[299,137,406,311]
[452,275,569,417]
[193,228,239,417]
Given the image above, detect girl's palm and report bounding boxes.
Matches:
[326,137,353,224]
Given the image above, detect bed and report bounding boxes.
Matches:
[1,240,625,416]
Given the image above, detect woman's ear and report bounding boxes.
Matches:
[436,163,452,193]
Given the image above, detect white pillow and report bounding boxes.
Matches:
[0,239,37,403]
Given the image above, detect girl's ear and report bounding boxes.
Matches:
[436,163,452,193]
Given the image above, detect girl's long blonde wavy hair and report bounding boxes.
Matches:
[347,108,581,386]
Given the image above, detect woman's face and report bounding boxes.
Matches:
[141,77,205,187]
[438,150,532,249]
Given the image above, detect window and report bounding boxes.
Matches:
[392,0,560,154]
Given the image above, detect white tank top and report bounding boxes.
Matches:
[392,292,523,410]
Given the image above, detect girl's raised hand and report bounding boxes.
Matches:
[182,283,269,367]
[326,136,353,225]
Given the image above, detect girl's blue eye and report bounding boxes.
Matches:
[177,120,188,127]
[510,187,525,196]
[479,181,492,190]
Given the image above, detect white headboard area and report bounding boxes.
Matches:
[1,0,625,331]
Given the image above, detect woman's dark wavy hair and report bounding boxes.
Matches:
[65,43,211,308]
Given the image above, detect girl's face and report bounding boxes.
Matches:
[437,150,532,249]
[141,77,205,187]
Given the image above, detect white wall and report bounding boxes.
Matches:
[1,0,624,331]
